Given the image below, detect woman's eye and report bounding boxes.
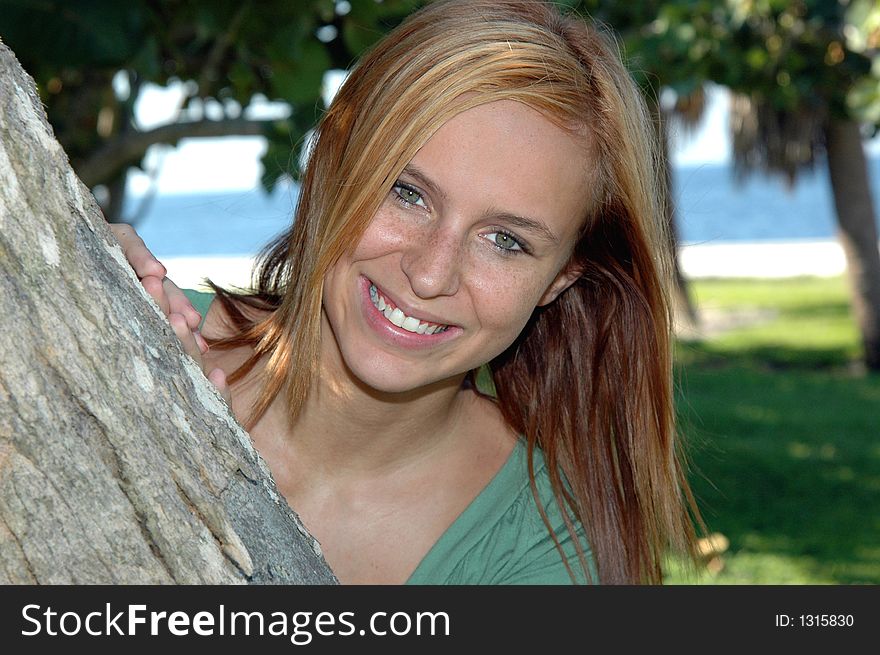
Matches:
[485,231,525,254]
[393,183,427,209]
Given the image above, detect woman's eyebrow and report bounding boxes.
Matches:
[402,164,560,245]
[401,164,448,202]
[486,210,560,244]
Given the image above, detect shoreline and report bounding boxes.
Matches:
[677,238,848,279]
[161,238,852,291]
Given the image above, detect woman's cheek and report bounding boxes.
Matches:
[355,208,417,258]
[470,271,542,330]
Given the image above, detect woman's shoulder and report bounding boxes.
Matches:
[407,439,596,585]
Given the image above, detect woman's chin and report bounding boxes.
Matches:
[345,359,461,397]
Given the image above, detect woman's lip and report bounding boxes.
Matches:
[365,277,456,328]
[359,276,461,346]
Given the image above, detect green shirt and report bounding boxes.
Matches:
[186,289,216,325]
[184,289,595,584]
[406,438,594,584]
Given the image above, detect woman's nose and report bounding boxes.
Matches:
[399,225,462,299]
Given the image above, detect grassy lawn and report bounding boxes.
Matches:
[664,276,880,584]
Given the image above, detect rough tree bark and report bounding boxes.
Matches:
[0,42,337,584]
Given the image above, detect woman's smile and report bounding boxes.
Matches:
[359,275,462,349]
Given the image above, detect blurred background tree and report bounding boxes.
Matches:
[709,0,880,370]
[0,0,420,224]
[575,0,880,371]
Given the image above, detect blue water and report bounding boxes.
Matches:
[673,158,879,245]
[130,155,880,258]
[132,184,300,258]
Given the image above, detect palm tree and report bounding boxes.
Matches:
[650,87,705,333]
[722,0,880,370]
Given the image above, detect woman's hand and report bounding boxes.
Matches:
[109,223,231,404]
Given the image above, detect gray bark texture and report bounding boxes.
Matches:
[0,41,337,584]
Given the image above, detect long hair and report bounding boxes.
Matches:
[207,0,703,584]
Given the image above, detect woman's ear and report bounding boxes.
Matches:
[537,263,583,306]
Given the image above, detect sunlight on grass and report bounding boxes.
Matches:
[673,275,880,585]
[665,551,838,585]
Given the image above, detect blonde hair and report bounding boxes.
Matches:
[209,0,702,583]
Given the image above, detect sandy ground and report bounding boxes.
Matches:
[161,239,853,292]
[678,239,848,279]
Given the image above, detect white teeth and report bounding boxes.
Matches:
[389,308,406,327]
[369,283,448,335]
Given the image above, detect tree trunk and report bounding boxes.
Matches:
[824,119,880,371]
[103,168,128,224]
[0,43,337,584]
[649,97,699,333]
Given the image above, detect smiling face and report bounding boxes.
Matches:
[320,100,594,394]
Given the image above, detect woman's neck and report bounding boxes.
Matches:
[292,364,470,477]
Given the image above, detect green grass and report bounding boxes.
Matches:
[664,276,880,584]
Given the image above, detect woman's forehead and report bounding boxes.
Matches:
[407,100,593,242]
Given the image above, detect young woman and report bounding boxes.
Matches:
[114,0,703,584]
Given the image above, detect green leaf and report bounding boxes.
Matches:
[269,38,331,104]
[0,0,147,67]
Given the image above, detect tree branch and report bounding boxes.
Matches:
[76,117,282,188]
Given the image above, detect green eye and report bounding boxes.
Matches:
[401,188,420,203]
[392,182,426,208]
[487,231,523,252]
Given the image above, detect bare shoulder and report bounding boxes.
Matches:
[199,296,231,340]
[458,389,518,470]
